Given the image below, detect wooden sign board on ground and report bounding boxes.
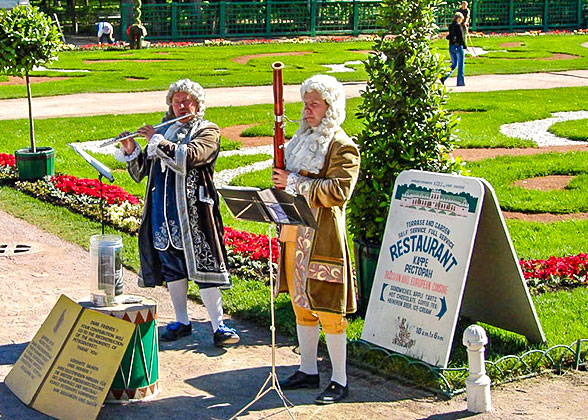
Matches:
[6,294,134,420]
[361,170,545,368]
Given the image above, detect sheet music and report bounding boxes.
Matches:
[257,189,291,224]
[217,186,271,223]
[217,186,318,229]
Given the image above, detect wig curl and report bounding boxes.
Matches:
[299,74,346,128]
[284,75,346,174]
[163,79,206,121]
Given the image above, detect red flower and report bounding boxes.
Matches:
[0,153,16,168]
[51,174,140,205]
[519,254,588,284]
[224,226,280,263]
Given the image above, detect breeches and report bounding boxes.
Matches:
[283,242,347,335]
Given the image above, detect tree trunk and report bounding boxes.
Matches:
[67,0,78,34]
[26,72,36,153]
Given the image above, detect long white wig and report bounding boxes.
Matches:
[284,75,346,174]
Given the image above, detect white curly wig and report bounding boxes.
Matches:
[284,75,346,174]
[300,74,346,128]
[163,79,206,121]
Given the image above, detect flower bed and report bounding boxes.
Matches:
[0,153,277,277]
[520,254,588,294]
[52,175,140,205]
[224,227,279,264]
[14,174,143,234]
[1,152,587,291]
[224,227,279,280]
[69,35,376,51]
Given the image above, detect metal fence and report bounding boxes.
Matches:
[349,337,588,397]
[49,0,586,39]
[436,0,584,32]
[120,0,382,40]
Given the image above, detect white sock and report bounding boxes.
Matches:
[325,332,347,387]
[297,324,319,375]
[200,287,224,332]
[167,278,189,326]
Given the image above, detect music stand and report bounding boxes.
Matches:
[218,186,318,420]
[68,143,114,235]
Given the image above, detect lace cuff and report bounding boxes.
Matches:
[114,140,141,162]
[147,134,165,158]
[286,172,312,197]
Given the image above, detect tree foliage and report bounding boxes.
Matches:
[348,0,461,244]
[0,6,63,77]
[0,6,63,151]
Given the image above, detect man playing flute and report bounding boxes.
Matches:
[272,75,360,404]
[115,79,240,347]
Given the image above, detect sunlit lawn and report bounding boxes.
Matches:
[2,33,588,99]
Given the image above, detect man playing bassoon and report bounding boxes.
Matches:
[272,75,360,404]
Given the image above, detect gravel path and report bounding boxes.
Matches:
[3,70,588,121]
[500,110,588,146]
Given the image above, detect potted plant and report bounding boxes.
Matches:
[0,6,63,180]
[128,0,148,49]
[348,0,461,315]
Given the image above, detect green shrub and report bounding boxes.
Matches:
[348,0,461,244]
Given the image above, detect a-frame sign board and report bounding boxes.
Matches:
[5,295,135,420]
[361,170,545,368]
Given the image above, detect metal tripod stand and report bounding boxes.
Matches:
[228,224,295,420]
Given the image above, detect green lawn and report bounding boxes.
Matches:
[549,118,588,141]
[3,84,588,242]
[2,34,588,99]
[0,42,373,99]
[446,87,588,148]
[466,152,588,214]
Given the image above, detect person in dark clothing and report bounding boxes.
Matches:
[441,12,466,87]
[456,1,470,27]
[115,79,240,347]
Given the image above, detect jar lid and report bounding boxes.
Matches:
[90,234,123,246]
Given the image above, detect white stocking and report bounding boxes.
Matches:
[200,287,224,332]
[167,278,189,325]
[297,324,319,375]
[325,332,347,386]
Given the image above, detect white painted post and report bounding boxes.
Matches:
[462,324,492,413]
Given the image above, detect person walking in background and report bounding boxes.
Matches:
[456,1,471,27]
[96,21,114,44]
[441,12,467,87]
[272,75,360,404]
[115,79,240,347]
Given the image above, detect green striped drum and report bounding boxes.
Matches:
[92,296,159,403]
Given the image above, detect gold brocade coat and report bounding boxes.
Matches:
[277,128,360,315]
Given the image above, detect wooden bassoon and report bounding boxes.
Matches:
[271,62,285,173]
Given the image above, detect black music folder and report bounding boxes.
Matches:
[217,186,318,229]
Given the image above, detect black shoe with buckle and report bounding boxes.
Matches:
[315,381,348,404]
[161,322,192,342]
[279,371,320,390]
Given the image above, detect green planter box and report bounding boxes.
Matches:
[353,238,381,316]
[15,147,55,180]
